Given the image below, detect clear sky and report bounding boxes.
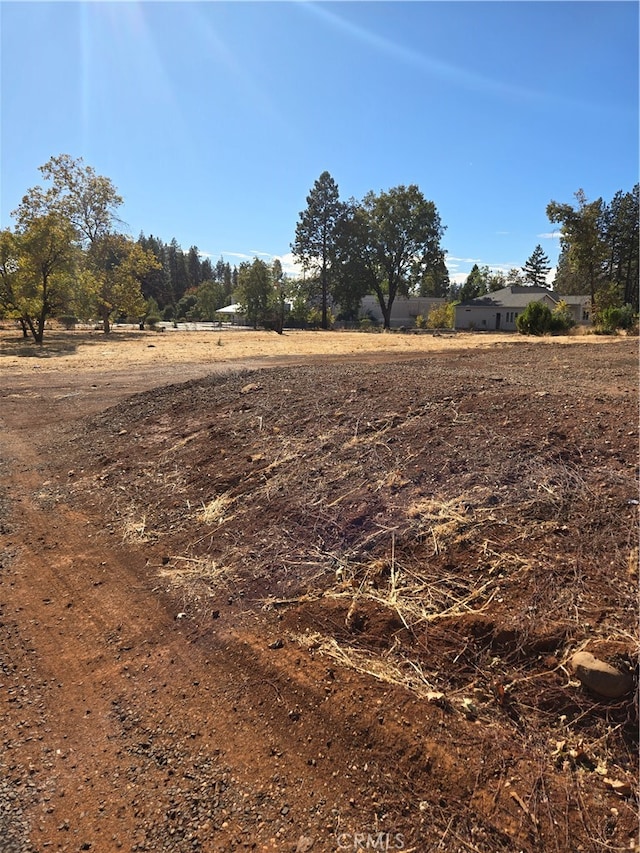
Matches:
[1,1,638,284]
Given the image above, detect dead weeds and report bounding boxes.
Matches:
[53,338,639,851]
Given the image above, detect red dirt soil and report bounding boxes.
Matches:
[0,333,637,852]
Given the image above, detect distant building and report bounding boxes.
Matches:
[454,286,591,331]
[216,303,246,325]
[359,295,447,328]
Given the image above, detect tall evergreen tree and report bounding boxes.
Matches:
[292,171,343,329]
[417,250,450,297]
[522,244,551,287]
[603,185,639,309]
[459,264,488,301]
[187,246,202,289]
[168,238,189,303]
[137,233,171,307]
[200,257,213,282]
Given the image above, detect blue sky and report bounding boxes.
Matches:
[1,1,638,284]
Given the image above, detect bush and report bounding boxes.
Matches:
[596,304,638,334]
[548,300,575,334]
[58,315,77,330]
[305,307,335,329]
[426,303,456,329]
[516,301,553,335]
[359,314,381,331]
[618,304,638,330]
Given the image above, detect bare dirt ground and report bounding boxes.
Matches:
[0,327,638,853]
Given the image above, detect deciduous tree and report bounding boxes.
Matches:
[15,154,123,246]
[196,280,227,320]
[236,258,272,329]
[0,229,20,322]
[337,186,445,330]
[7,213,78,343]
[84,234,158,333]
[547,190,607,302]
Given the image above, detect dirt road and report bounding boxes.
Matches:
[2,357,393,853]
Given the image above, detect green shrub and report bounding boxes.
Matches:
[516,301,553,335]
[619,304,639,333]
[307,307,335,329]
[58,315,77,330]
[426,303,456,329]
[548,300,575,334]
[597,303,638,334]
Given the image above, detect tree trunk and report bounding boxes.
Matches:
[376,285,395,330]
[624,253,637,309]
[321,265,328,330]
[101,309,111,334]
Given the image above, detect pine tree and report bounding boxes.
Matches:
[459,264,489,301]
[187,246,202,289]
[522,245,551,287]
[292,171,343,329]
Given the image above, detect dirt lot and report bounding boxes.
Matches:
[0,328,638,853]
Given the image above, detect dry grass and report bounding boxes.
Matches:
[159,556,237,615]
[121,514,151,544]
[296,631,441,699]
[0,326,622,379]
[198,494,235,525]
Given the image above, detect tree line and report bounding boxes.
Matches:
[1,155,637,342]
[135,234,237,323]
[547,186,639,312]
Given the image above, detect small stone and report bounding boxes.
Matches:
[296,836,315,852]
[570,652,633,698]
[604,777,633,797]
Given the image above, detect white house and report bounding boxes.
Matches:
[216,303,246,325]
[359,295,447,328]
[454,286,591,331]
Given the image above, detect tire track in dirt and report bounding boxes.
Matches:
[0,359,436,852]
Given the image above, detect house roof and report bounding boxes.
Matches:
[216,303,243,314]
[458,285,589,309]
